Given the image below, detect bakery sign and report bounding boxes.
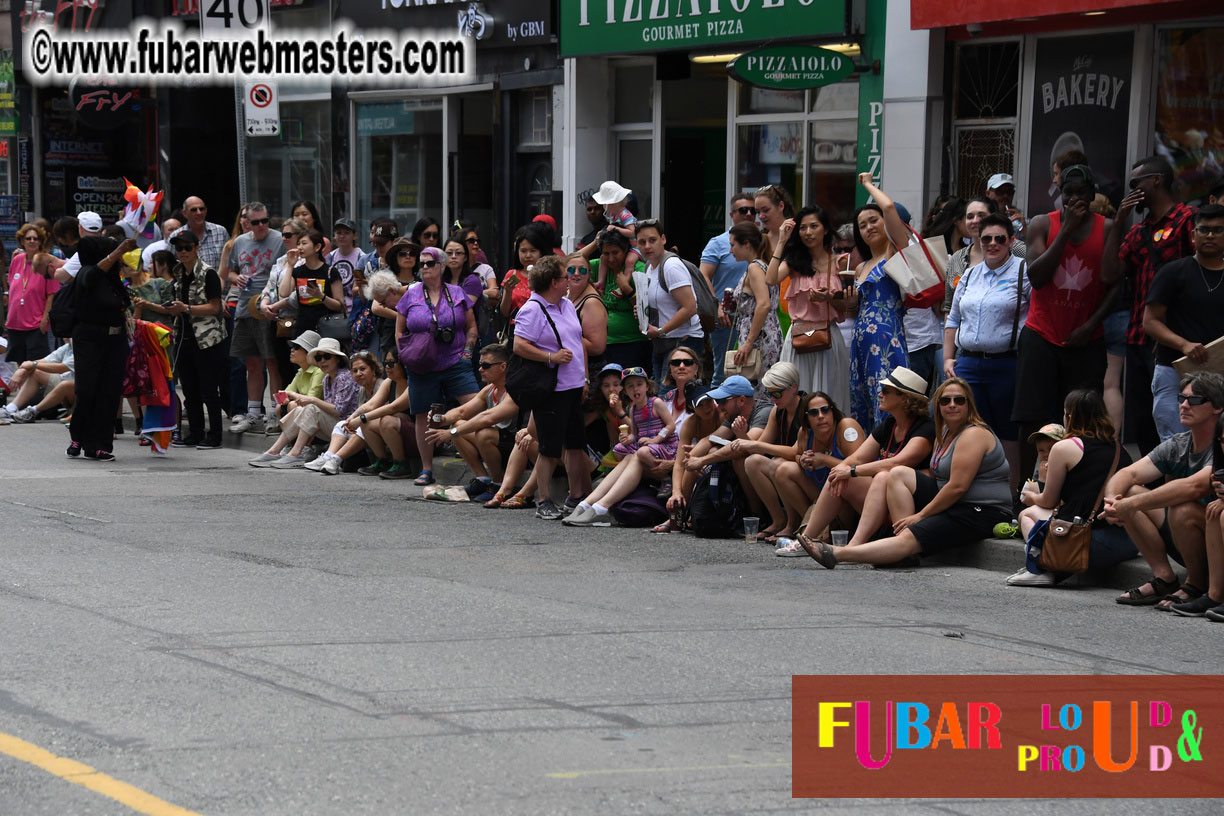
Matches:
[336,0,551,45]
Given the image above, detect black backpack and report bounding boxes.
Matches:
[688,461,748,538]
[49,276,78,338]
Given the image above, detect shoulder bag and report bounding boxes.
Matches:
[1036,441,1121,574]
[505,300,563,410]
[883,222,948,308]
[790,257,833,353]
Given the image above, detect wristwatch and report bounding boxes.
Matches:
[850,465,857,478]
[449,427,459,437]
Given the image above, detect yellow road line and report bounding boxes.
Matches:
[547,761,790,779]
[0,731,202,816]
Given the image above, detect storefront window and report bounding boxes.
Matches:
[247,99,332,223]
[1156,27,1224,202]
[739,87,804,116]
[808,118,858,228]
[354,99,443,238]
[737,123,804,205]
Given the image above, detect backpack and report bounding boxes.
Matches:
[49,277,78,338]
[658,252,718,319]
[688,461,748,538]
[610,485,669,528]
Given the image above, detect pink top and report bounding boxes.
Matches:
[6,254,60,331]
[784,262,841,323]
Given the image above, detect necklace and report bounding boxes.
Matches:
[1197,261,1224,294]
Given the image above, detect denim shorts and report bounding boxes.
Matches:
[407,360,480,415]
[1103,310,1128,358]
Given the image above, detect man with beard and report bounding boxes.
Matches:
[1103,156,1197,452]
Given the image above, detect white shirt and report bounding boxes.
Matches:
[141,239,170,270]
[647,256,703,339]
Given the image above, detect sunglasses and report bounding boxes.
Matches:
[734,206,757,216]
[766,388,788,399]
[621,367,648,379]
[282,232,297,240]
[315,353,334,361]
[397,250,415,258]
[422,231,439,240]
[807,405,833,417]
[981,234,1010,245]
[1194,225,1224,237]
[188,206,207,212]
[384,359,398,367]
[1178,393,1209,406]
[22,234,40,241]
[420,260,440,268]
[939,395,968,406]
[478,361,503,370]
[715,397,734,406]
[465,236,480,245]
[250,217,270,225]
[566,266,588,276]
[174,246,194,253]
[669,358,696,367]
[1128,173,1160,190]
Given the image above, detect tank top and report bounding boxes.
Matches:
[930,426,1012,511]
[1058,437,1124,521]
[1024,211,1106,346]
[630,402,664,439]
[774,393,808,448]
[803,430,842,488]
[485,385,514,429]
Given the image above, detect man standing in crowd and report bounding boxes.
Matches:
[52,211,104,282]
[1104,372,1223,607]
[700,193,756,386]
[169,196,230,269]
[1142,205,1224,439]
[226,202,285,434]
[577,194,608,250]
[986,172,1026,239]
[1012,166,1112,480]
[1103,156,1197,452]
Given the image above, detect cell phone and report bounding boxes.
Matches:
[274,391,288,405]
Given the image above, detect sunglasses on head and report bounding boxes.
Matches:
[636,218,661,231]
[1178,393,1209,405]
[734,206,757,216]
[939,395,967,406]
[478,361,503,370]
[669,358,696,367]
[315,353,334,361]
[250,217,270,225]
[981,234,1010,245]
[807,405,833,417]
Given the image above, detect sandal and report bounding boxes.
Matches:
[1116,575,1181,606]
[500,495,535,509]
[413,469,434,486]
[484,493,508,509]
[651,519,676,533]
[797,533,838,569]
[1155,583,1205,612]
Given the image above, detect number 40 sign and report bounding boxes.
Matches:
[199,0,269,39]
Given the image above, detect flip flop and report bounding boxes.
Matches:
[413,470,434,486]
[651,520,675,533]
[500,495,535,509]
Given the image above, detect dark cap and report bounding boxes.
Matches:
[1060,164,1096,189]
[334,217,357,232]
[169,230,199,248]
[371,222,399,242]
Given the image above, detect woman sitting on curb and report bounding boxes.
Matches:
[303,352,402,475]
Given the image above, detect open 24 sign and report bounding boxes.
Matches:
[199,0,269,39]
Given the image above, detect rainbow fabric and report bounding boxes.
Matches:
[134,321,175,453]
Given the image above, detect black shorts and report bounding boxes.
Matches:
[1011,326,1106,425]
[907,472,1013,557]
[533,387,586,458]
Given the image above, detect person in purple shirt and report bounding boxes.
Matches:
[395,246,480,485]
[513,255,589,520]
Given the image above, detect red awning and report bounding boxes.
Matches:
[912,0,1171,29]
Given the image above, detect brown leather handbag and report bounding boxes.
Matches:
[1037,442,1121,574]
[791,320,831,353]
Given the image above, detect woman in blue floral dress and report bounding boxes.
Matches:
[847,173,910,430]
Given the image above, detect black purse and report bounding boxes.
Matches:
[505,301,563,411]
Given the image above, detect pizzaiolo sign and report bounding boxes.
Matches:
[728,45,854,89]
[560,0,846,57]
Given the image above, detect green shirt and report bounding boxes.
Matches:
[286,365,325,399]
[593,258,648,345]
[130,277,175,327]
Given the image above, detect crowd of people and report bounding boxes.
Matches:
[5,164,1224,615]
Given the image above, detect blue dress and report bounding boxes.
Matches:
[849,258,908,430]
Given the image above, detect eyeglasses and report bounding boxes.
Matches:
[249,217,270,225]
[1128,173,1160,190]
[420,260,440,268]
[668,358,696,367]
[734,206,757,216]
[981,234,1010,245]
[478,361,503,370]
[315,353,334,361]
[566,266,588,276]
[939,395,968,406]
[188,206,206,212]
[445,250,466,257]
[465,236,480,245]
[1195,225,1224,237]
[807,405,833,417]
[766,388,788,399]
[1178,393,1209,406]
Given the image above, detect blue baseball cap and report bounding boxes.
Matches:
[894,202,912,226]
[707,375,754,400]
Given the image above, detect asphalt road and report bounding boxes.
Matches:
[0,423,1218,815]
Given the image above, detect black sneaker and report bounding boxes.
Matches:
[465,477,492,498]
[196,439,222,450]
[66,441,82,458]
[357,457,391,476]
[172,436,203,448]
[114,419,125,435]
[535,499,565,520]
[379,462,415,480]
[89,450,116,462]
[1172,594,1221,618]
[563,495,581,513]
[1205,605,1224,623]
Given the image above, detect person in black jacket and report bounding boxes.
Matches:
[68,235,136,461]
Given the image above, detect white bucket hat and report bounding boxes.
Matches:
[308,336,348,365]
[592,180,632,206]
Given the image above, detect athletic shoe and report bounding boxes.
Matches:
[1006,569,1056,587]
[196,439,222,450]
[66,441,81,458]
[563,495,581,513]
[473,488,499,503]
[230,414,264,434]
[535,500,566,520]
[303,456,329,472]
[1171,594,1220,618]
[320,457,341,475]
[1205,605,1224,623]
[91,450,116,462]
[562,505,597,526]
[264,415,281,434]
[357,458,391,476]
[465,478,492,498]
[379,462,414,480]
[11,406,37,423]
[269,454,305,469]
[248,452,281,467]
[170,429,182,445]
[775,539,809,557]
[139,436,153,447]
[172,436,202,448]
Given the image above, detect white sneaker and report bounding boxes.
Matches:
[1006,569,1056,587]
[230,414,255,434]
[321,457,340,475]
[269,454,305,469]
[303,456,328,472]
[11,406,38,423]
[775,539,808,557]
[248,452,280,467]
[264,415,281,434]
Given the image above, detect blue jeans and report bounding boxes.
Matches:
[1151,364,1184,441]
[708,324,733,387]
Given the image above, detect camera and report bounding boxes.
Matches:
[435,326,455,345]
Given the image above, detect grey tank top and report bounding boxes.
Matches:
[932,427,1012,512]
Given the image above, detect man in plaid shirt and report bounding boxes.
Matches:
[1103,156,1196,451]
[168,196,231,270]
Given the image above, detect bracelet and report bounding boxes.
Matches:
[359,413,367,424]
[547,352,552,364]
[771,255,782,261]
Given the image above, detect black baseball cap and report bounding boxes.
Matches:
[334,217,357,232]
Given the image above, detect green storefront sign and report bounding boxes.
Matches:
[728,45,854,90]
[560,0,846,58]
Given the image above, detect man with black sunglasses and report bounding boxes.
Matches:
[1103,155,1197,453]
[700,193,757,386]
[1103,372,1224,608]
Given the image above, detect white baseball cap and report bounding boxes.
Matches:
[987,173,1015,191]
[78,211,104,233]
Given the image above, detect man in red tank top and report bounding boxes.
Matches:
[1011,165,1116,480]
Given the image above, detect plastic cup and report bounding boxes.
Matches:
[831,530,849,547]
[743,516,760,543]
